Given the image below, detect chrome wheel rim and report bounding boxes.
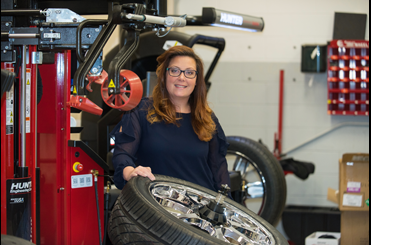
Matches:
[149,182,276,245]
[226,150,267,215]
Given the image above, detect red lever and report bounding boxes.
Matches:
[67,95,103,115]
[86,70,108,92]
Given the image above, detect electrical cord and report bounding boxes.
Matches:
[155,14,187,38]
[103,181,111,245]
[97,174,114,184]
[155,26,172,38]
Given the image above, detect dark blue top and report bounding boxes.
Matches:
[110,97,231,193]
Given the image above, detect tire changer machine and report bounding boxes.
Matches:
[1,0,264,244]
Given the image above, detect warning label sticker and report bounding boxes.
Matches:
[6,67,14,135]
[108,79,115,88]
[6,84,14,134]
[163,40,182,50]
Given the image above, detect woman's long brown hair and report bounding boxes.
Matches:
[147,45,216,142]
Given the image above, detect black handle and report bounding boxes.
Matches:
[188,35,226,89]
[1,9,42,16]
[76,19,108,63]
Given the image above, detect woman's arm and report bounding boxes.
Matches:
[207,114,231,192]
[111,106,155,189]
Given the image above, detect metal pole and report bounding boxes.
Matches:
[273,70,284,159]
[278,70,284,155]
[8,33,40,39]
[20,45,27,169]
[282,122,370,156]
[35,63,37,169]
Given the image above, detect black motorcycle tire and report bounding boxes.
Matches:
[108,175,288,245]
[226,136,287,226]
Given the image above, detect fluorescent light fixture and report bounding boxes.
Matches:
[210,23,258,32]
[202,7,264,32]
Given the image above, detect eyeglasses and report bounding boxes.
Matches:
[167,67,198,79]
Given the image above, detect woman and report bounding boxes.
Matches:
[111,45,231,193]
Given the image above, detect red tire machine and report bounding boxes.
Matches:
[1,1,266,244]
[0,1,186,244]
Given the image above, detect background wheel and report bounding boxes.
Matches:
[226,136,287,226]
[108,175,288,245]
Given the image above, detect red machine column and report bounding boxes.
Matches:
[37,50,106,245]
[1,45,38,243]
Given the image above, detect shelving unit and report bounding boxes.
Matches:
[327,40,369,116]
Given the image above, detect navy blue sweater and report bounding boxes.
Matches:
[110,98,231,192]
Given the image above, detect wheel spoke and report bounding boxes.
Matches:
[154,196,193,215]
[221,226,253,245]
[233,156,250,179]
[120,79,129,88]
[115,95,122,106]
[215,228,231,243]
[106,94,115,104]
[182,217,216,236]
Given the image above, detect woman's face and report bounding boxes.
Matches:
[165,56,197,104]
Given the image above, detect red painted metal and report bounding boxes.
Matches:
[37,51,70,244]
[0,94,4,235]
[85,69,108,92]
[101,69,143,111]
[27,45,38,244]
[68,147,104,244]
[0,62,13,235]
[273,70,284,160]
[327,110,369,116]
[2,62,15,181]
[327,40,369,116]
[69,69,143,115]
[37,52,65,244]
[278,70,284,157]
[37,51,105,245]
[328,39,369,49]
[1,45,38,242]
[68,95,103,116]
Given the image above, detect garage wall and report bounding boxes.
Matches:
[168,0,370,207]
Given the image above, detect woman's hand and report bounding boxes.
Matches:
[123,166,156,181]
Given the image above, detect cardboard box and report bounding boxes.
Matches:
[325,154,370,245]
[340,211,369,245]
[305,231,341,245]
[327,188,339,205]
[338,153,369,211]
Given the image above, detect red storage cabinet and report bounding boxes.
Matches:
[327,40,369,116]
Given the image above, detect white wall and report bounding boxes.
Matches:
[169,0,370,207]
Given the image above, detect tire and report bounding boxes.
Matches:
[108,175,288,245]
[226,136,287,226]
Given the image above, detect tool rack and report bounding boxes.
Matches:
[327,39,369,116]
